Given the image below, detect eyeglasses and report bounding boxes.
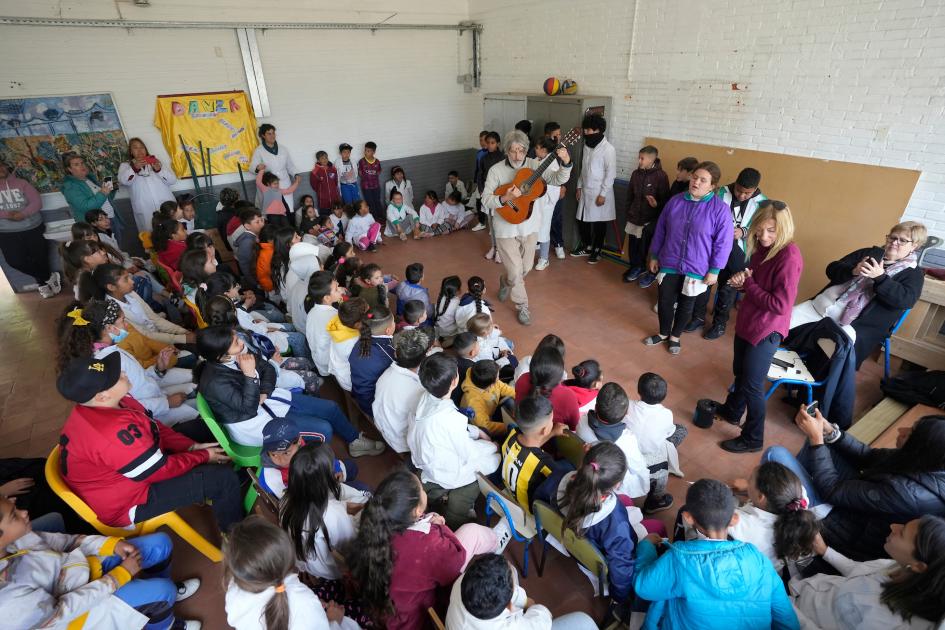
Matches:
[886,235,913,245]
[759,200,787,211]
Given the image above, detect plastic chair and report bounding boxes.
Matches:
[555,432,587,470]
[427,608,446,630]
[883,309,911,380]
[532,500,609,595]
[154,257,183,296]
[764,349,824,405]
[195,393,261,513]
[182,297,207,329]
[138,231,154,252]
[45,446,222,562]
[476,473,537,577]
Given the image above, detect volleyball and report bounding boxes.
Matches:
[543,77,561,95]
[560,79,578,95]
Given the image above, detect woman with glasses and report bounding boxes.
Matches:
[117,137,178,233]
[790,221,927,368]
[711,200,803,453]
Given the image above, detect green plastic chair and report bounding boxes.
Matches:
[532,499,609,596]
[195,393,261,513]
[555,432,587,470]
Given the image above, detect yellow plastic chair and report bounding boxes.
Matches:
[555,431,587,470]
[532,499,609,595]
[45,446,223,562]
[183,297,207,329]
[427,608,446,630]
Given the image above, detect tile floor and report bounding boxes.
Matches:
[0,229,887,628]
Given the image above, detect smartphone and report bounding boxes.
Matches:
[806,400,820,416]
[771,356,793,370]
[103,176,113,187]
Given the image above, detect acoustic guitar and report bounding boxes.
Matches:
[493,127,582,225]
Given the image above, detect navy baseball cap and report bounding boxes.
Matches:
[57,353,122,403]
[262,417,329,452]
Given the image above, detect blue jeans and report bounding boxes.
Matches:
[285,394,358,443]
[100,533,178,630]
[254,301,285,323]
[340,182,360,205]
[720,332,782,446]
[762,442,861,507]
[284,330,310,358]
[30,512,65,533]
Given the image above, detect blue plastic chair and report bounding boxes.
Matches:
[764,349,824,405]
[476,473,537,577]
[883,309,911,380]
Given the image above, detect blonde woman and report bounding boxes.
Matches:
[714,200,804,453]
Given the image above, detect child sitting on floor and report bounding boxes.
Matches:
[372,328,431,454]
[634,479,800,630]
[418,190,448,236]
[434,275,462,341]
[348,262,395,310]
[346,199,382,252]
[349,303,396,415]
[450,331,481,406]
[407,353,501,530]
[461,359,516,439]
[454,275,493,332]
[501,396,569,511]
[466,313,516,375]
[304,271,344,376]
[385,189,420,240]
[441,191,476,231]
[397,299,428,331]
[327,298,370,392]
[393,262,433,319]
[258,417,368,500]
[574,382,651,505]
[0,494,202,630]
[224,516,360,630]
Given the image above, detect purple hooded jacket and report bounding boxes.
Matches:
[649,191,733,278]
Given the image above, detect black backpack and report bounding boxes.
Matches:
[881,370,945,408]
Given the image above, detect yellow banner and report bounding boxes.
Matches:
[153,91,258,178]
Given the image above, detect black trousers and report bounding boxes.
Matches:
[579,220,607,252]
[720,332,782,445]
[0,222,50,283]
[692,242,747,325]
[657,273,697,337]
[550,198,564,247]
[135,463,243,531]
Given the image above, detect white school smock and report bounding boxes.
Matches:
[118,161,178,233]
[372,363,425,453]
[250,143,298,208]
[576,137,616,223]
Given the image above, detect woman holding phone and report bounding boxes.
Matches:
[118,137,178,232]
[62,152,123,245]
[712,200,803,454]
[789,221,926,368]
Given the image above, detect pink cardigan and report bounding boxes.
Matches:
[735,242,804,346]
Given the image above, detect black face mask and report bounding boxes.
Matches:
[584,132,604,148]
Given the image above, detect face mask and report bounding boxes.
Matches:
[109,328,129,344]
[231,296,242,307]
[584,132,604,148]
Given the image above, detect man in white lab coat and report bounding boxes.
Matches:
[573,114,617,265]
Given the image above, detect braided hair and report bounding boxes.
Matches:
[358,303,393,358]
[466,275,487,316]
[435,275,461,323]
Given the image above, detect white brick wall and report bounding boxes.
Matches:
[0,0,477,206]
[472,0,945,234]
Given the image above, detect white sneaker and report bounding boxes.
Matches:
[484,247,495,260]
[555,246,565,259]
[349,433,386,457]
[492,519,513,554]
[37,285,54,299]
[494,252,503,264]
[176,578,200,602]
[171,621,202,630]
[535,258,549,271]
[46,272,61,294]
[472,223,486,232]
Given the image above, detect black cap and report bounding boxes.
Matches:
[339,143,353,152]
[57,353,122,403]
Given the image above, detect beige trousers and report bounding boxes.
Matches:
[496,232,538,308]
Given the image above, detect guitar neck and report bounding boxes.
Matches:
[524,138,570,186]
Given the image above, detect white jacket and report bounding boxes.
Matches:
[109,292,189,345]
[285,243,322,329]
[346,213,381,245]
[0,531,152,630]
[118,161,178,233]
[249,144,298,208]
[576,138,617,223]
[407,392,500,489]
[94,345,173,422]
[717,185,768,252]
[481,157,572,239]
[372,363,425,453]
[297,486,369,580]
[434,296,461,338]
[225,573,359,630]
[473,328,512,368]
[385,203,419,236]
[536,185,560,243]
[385,178,414,209]
[305,304,337,376]
[419,202,447,227]
[574,415,650,498]
[623,401,675,455]
[328,336,359,391]
[445,180,469,202]
[445,575,552,629]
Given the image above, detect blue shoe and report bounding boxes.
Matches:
[622,267,643,283]
[638,272,657,288]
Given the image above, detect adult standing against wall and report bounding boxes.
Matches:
[643,161,732,355]
[61,152,122,245]
[572,114,616,265]
[249,123,297,211]
[0,159,60,297]
[711,201,803,454]
[482,130,572,326]
[118,137,177,233]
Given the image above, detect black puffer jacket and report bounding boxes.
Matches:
[198,351,276,424]
[808,431,945,561]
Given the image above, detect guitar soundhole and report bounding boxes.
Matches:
[521,184,530,194]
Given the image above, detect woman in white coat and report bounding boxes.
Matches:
[573,114,616,265]
[118,137,177,232]
[249,123,298,211]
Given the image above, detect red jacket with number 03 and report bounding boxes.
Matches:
[59,395,208,526]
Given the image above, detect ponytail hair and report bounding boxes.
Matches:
[280,442,341,563]
[467,275,486,315]
[303,270,336,312]
[348,470,423,619]
[89,263,126,300]
[435,275,461,323]
[358,303,393,358]
[324,242,353,272]
[754,462,820,562]
[152,217,181,253]
[196,271,239,321]
[335,256,362,290]
[560,442,627,536]
[529,346,565,398]
[223,516,293,630]
[570,359,601,388]
[339,297,369,330]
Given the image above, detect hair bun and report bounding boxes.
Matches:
[574,366,586,378]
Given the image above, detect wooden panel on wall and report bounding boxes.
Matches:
[646,138,921,300]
